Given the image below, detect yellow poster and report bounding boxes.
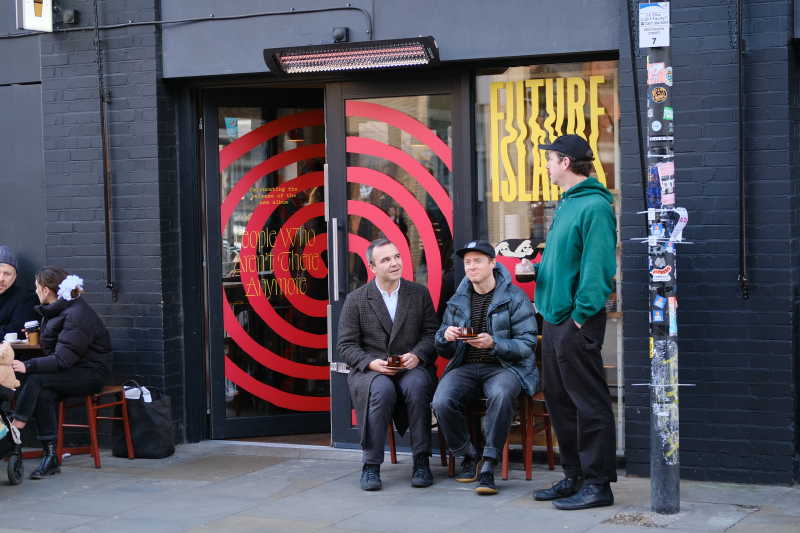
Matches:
[489,75,609,202]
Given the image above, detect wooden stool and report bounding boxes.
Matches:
[445,392,556,480]
[387,422,448,466]
[56,385,135,468]
[501,392,556,480]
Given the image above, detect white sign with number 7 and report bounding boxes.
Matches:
[639,2,670,49]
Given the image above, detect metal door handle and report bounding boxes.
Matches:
[330,217,339,302]
[323,163,330,222]
[327,304,333,363]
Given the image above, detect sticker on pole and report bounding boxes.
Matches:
[639,2,670,48]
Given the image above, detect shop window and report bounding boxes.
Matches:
[474,60,623,453]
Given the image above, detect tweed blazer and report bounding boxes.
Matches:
[337,279,439,445]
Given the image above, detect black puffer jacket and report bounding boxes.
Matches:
[0,284,38,339]
[435,263,539,395]
[25,297,111,376]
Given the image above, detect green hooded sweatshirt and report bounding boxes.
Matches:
[535,177,616,326]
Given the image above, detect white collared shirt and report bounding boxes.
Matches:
[376,279,401,321]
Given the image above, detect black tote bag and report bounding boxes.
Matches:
[113,381,175,459]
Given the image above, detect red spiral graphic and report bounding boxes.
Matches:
[345,102,453,312]
[220,115,329,412]
[218,103,454,412]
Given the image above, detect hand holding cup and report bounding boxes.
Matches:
[387,354,403,368]
[456,326,477,339]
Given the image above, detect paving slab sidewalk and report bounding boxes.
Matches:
[0,441,796,533]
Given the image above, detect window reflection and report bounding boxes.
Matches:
[218,106,328,419]
[475,61,624,452]
[345,96,455,313]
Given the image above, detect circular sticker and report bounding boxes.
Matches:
[651,87,668,103]
[652,120,662,132]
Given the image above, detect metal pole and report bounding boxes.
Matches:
[639,1,681,514]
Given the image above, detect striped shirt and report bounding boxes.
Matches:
[465,287,498,365]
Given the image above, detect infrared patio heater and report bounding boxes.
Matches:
[263,36,439,75]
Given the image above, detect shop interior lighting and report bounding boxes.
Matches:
[286,128,305,142]
[263,37,439,75]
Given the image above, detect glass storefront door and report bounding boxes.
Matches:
[203,89,331,438]
[325,78,471,447]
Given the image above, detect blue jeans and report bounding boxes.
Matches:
[432,364,520,461]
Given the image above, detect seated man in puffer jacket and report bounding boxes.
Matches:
[433,240,538,496]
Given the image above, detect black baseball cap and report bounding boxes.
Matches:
[539,134,594,162]
[455,240,496,259]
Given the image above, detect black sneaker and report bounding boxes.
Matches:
[360,463,382,491]
[533,475,583,501]
[411,454,433,488]
[455,455,481,483]
[552,483,614,510]
[474,471,497,495]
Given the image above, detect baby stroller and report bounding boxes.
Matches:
[0,385,23,485]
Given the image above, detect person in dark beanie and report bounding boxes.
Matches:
[0,245,38,340]
[10,266,111,479]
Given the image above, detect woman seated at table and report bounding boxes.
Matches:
[11,266,111,479]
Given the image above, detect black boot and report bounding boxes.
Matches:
[411,454,433,488]
[30,440,60,480]
[552,482,614,510]
[474,458,498,495]
[533,475,583,501]
[360,463,382,491]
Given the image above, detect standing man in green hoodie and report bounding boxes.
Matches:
[532,135,617,510]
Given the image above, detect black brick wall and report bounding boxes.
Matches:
[621,0,798,484]
[790,38,800,486]
[21,0,800,482]
[39,0,184,437]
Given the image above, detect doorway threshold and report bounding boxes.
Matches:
[229,433,331,447]
[217,438,378,462]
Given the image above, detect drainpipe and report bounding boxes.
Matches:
[737,0,749,299]
[93,0,117,301]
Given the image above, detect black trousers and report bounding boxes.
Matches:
[542,311,617,485]
[14,367,105,441]
[364,367,434,465]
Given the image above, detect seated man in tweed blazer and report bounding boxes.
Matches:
[337,238,439,491]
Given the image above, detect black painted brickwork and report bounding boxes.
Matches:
[620,0,798,484]
[32,0,799,482]
[39,0,184,438]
